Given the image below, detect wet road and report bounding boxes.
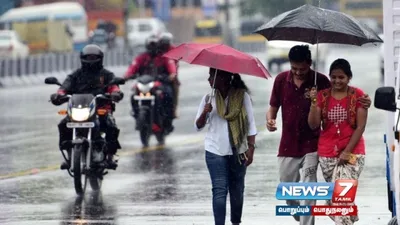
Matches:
[0,46,391,225]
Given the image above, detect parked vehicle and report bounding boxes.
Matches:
[0,30,29,59]
[127,18,167,49]
[265,40,328,72]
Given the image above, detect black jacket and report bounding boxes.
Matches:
[58,68,119,96]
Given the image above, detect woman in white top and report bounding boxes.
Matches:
[195,68,257,225]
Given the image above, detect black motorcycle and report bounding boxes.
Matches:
[131,74,172,147]
[45,76,125,195]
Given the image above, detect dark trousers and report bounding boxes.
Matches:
[58,114,121,155]
[162,84,174,119]
[172,78,180,112]
[205,151,247,225]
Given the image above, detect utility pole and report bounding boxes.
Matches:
[123,0,131,56]
[223,0,240,48]
[138,0,145,17]
[224,0,232,47]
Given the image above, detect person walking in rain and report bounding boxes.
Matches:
[308,58,367,225]
[195,68,257,225]
[266,45,370,225]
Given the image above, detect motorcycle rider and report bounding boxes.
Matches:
[124,35,177,133]
[158,32,180,118]
[50,44,123,169]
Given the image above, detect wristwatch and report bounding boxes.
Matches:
[248,143,257,149]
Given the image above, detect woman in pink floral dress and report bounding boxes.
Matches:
[308,58,368,225]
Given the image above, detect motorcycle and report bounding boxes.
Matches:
[45,76,125,195]
[131,74,172,147]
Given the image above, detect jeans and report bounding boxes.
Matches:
[205,151,247,225]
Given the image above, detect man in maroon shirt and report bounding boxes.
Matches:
[266,45,370,225]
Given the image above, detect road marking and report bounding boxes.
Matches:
[0,125,267,180]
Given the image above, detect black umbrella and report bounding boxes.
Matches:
[254,4,383,85]
[254,4,383,46]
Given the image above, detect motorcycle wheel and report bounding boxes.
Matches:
[140,128,150,147]
[155,132,165,145]
[73,144,87,195]
[388,217,398,225]
[89,172,102,191]
[138,109,151,147]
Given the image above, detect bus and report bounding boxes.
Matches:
[193,19,223,44]
[0,2,88,51]
[339,0,383,29]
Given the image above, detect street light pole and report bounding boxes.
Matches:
[138,0,145,17]
[223,0,240,48]
[123,0,131,55]
[224,0,233,47]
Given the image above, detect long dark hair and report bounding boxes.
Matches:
[209,67,250,93]
[231,74,250,93]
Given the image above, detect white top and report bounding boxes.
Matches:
[194,92,257,156]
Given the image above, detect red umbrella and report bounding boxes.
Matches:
[163,42,272,79]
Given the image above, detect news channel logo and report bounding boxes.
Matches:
[275,180,358,203]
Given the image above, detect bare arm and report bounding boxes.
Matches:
[247,135,256,145]
[267,74,282,131]
[343,107,368,153]
[196,111,208,130]
[308,104,322,129]
[266,106,279,131]
[194,95,211,131]
[267,106,279,121]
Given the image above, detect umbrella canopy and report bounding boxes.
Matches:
[163,42,272,79]
[254,4,383,46]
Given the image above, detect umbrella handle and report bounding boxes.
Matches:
[206,69,218,124]
[314,39,319,87]
[314,70,318,89]
[206,89,214,124]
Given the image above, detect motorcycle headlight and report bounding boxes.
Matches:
[71,108,90,121]
[137,82,154,94]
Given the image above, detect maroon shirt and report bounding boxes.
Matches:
[270,70,331,157]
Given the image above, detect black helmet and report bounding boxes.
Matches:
[159,32,173,53]
[80,44,104,72]
[145,35,159,57]
[160,32,174,45]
